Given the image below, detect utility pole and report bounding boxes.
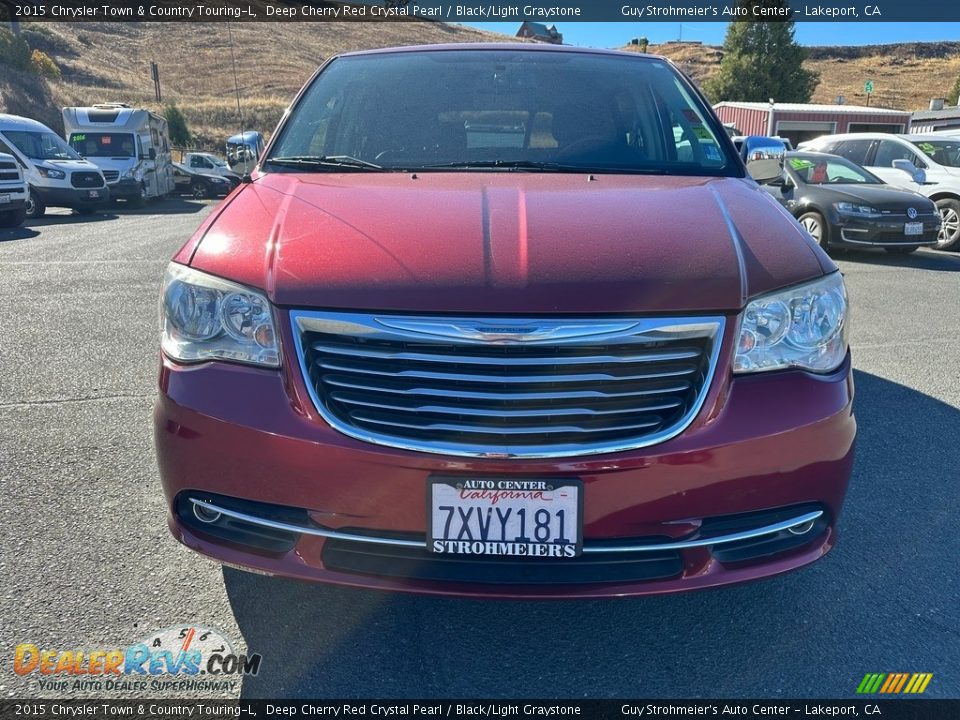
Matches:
[151,62,161,103]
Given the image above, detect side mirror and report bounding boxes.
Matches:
[148,148,157,161]
[743,136,786,184]
[892,158,926,184]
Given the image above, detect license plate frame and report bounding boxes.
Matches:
[0,194,9,204]
[427,476,583,558]
[904,222,923,236]
[88,190,100,199]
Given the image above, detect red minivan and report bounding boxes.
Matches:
[155,45,855,598]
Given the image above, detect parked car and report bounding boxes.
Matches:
[155,45,854,598]
[733,135,793,154]
[182,152,242,188]
[0,114,108,218]
[171,162,232,198]
[759,151,940,254]
[798,132,960,250]
[0,151,28,228]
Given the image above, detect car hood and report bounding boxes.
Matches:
[813,183,936,211]
[185,172,831,313]
[44,158,103,171]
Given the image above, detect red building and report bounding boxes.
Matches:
[713,102,912,147]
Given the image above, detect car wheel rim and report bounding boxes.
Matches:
[25,194,36,215]
[800,216,821,241]
[937,207,959,247]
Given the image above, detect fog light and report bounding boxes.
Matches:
[193,502,222,524]
[787,519,816,536]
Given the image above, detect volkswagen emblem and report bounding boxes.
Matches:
[907,207,918,220]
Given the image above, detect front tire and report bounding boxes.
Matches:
[798,211,829,249]
[192,182,209,199]
[0,207,26,228]
[24,189,45,219]
[934,198,960,250]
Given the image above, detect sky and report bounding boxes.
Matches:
[460,22,960,48]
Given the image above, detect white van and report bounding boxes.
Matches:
[62,104,175,206]
[0,114,109,218]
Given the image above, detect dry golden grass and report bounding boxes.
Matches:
[627,40,960,111]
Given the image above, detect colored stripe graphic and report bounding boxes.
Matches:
[857,673,932,694]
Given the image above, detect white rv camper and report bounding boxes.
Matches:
[62,104,175,206]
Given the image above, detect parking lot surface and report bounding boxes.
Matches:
[1,200,958,699]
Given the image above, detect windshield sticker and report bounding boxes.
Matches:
[72,134,85,142]
[704,144,722,161]
[692,125,712,140]
[789,158,815,170]
[917,142,935,154]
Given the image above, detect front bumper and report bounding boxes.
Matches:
[106,178,142,200]
[831,211,940,247]
[35,185,109,209]
[0,188,26,212]
[154,315,857,598]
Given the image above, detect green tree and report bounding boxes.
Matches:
[949,75,960,106]
[704,0,819,104]
[0,28,32,72]
[164,103,191,147]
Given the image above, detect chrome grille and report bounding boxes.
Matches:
[103,170,120,182]
[292,312,724,458]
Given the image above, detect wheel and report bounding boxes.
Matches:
[24,189,45,219]
[884,245,919,255]
[934,198,960,250]
[0,206,26,228]
[798,211,828,249]
[192,182,209,199]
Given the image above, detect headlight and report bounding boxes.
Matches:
[160,264,279,367]
[121,168,134,180]
[37,166,66,180]
[834,202,881,218]
[734,272,848,374]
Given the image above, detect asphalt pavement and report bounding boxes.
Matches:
[1,198,958,700]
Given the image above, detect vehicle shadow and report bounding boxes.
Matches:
[831,247,960,271]
[0,227,41,242]
[108,196,217,216]
[224,370,959,699]
[25,212,121,226]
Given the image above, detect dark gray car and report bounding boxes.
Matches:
[760,151,940,254]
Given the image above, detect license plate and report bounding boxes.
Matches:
[428,477,582,557]
[904,222,923,236]
[0,194,9,204]
[88,190,100,198]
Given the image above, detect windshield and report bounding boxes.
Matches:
[787,155,882,185]
[4,130,82,161]
[267,50,737,175]
[913,139,960,168]
[68,132,136,158]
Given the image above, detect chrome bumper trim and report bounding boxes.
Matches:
[188,499,823,555]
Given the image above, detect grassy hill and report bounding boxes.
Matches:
[631,40,960,111]
[3,21,960,152]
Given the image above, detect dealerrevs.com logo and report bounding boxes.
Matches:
[14,626,261,693]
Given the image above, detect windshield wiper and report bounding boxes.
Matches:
[414,160,668,174]
[266,155,385,171]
